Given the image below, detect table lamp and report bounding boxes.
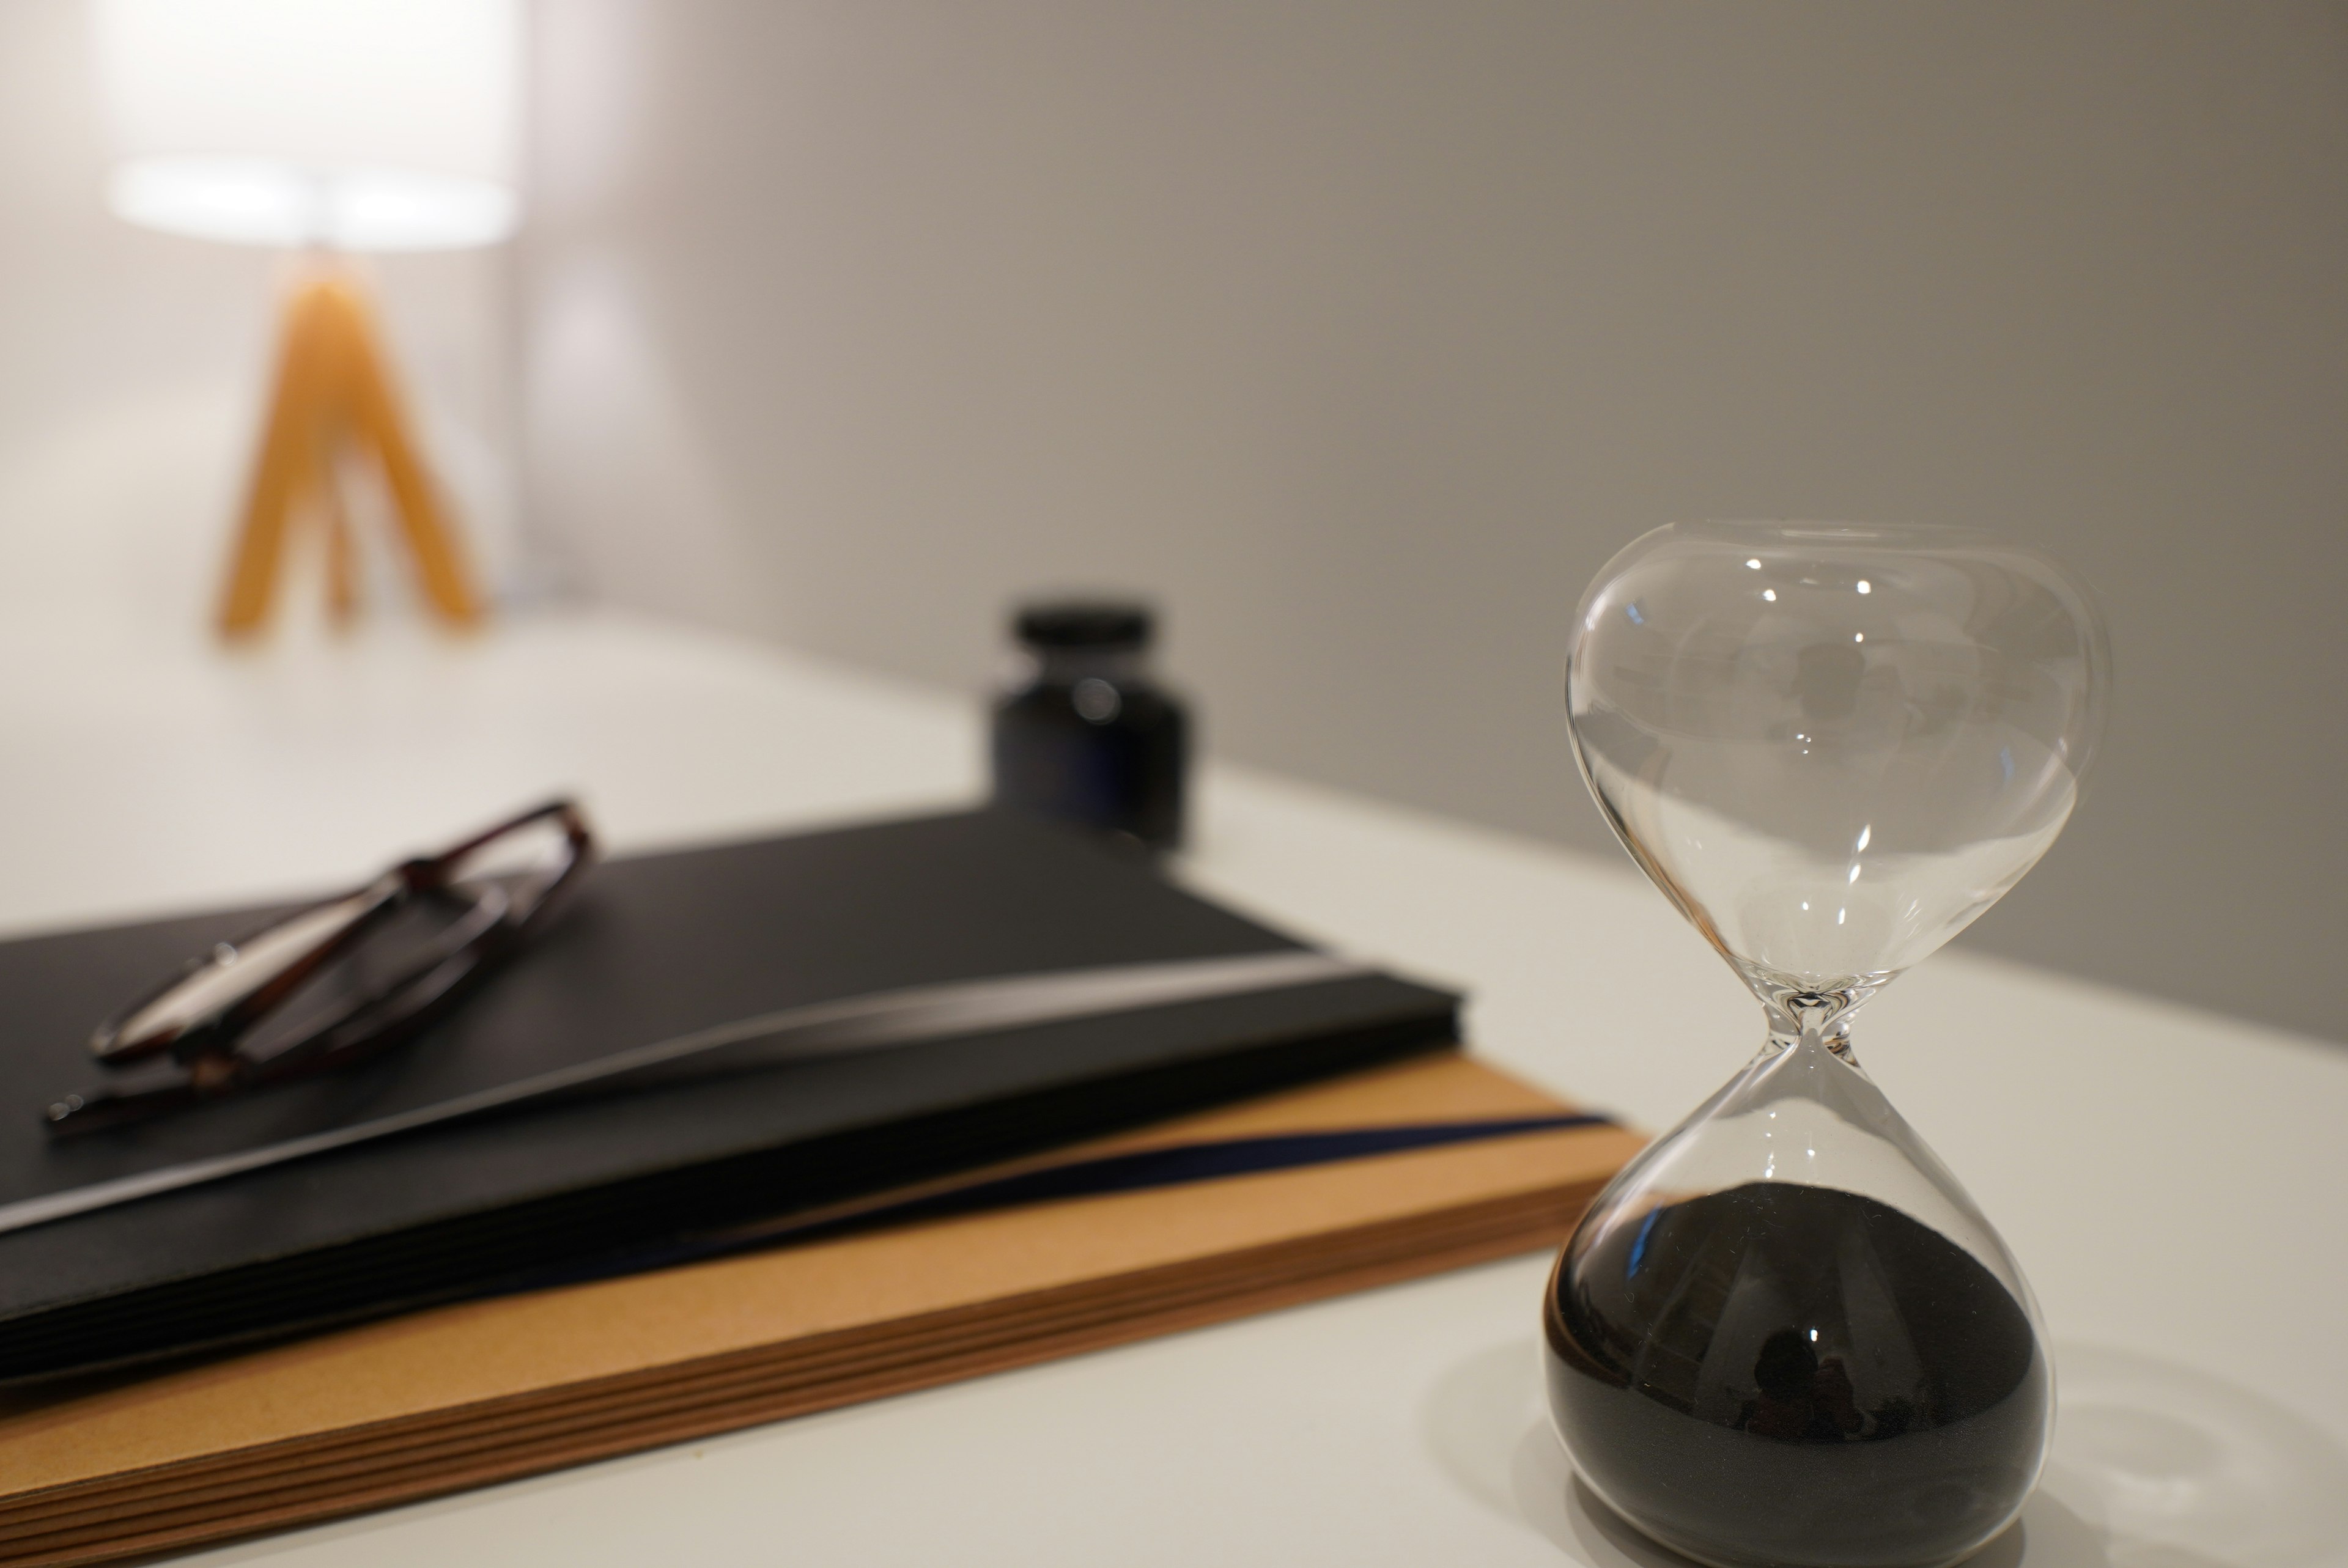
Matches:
[92,0,522,637]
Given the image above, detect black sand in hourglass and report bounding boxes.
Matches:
[1543,1182,2048,1568]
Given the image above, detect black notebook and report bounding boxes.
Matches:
[0,809,1457,1380]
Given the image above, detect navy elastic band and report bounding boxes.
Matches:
[516,1111,1615,1295]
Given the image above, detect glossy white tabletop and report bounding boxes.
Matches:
[4,609,2341,1568]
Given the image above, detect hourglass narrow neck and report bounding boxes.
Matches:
[1737,960,1898,1059]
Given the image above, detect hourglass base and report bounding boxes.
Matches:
[1542,1182,2048,1568]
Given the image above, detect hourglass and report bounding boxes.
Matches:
[1546,521,2109,1568]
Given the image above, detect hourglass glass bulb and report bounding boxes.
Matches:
[1544,521,2110,1568]
[1567,522,2108,1040]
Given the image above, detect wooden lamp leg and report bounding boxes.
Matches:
[319,278,483,628]
[218,278,335,638]
[312,441,361,626]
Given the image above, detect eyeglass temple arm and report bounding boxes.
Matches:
[47,1054,245,1134]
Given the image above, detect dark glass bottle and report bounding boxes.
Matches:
[990,602,1187,852]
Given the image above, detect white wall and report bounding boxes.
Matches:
[521,0,2348,1043]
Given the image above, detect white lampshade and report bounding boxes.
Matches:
[92,0,523,252]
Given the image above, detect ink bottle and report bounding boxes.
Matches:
[991,601,1187,852]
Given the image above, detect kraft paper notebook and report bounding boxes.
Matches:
[0,1051,1642,1567]
[0,806,1640,1564]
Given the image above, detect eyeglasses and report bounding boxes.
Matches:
[46,800,596,1136]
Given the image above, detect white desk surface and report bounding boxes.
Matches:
[4,609,2341,1568]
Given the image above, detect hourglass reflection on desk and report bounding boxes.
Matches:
[1545,521,2110,1568]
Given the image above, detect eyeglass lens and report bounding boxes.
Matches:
[100,888,391,1061]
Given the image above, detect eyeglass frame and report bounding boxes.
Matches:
[45,799,596,1136]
